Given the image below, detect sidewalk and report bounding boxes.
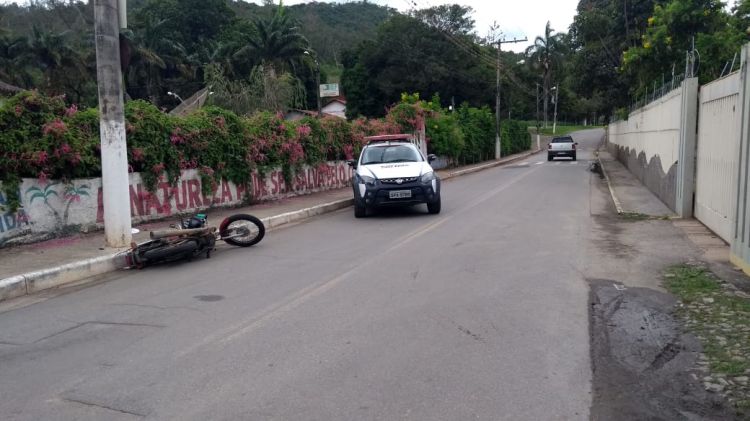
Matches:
[598,148,737,284]
[0,146,543,301]
[597,150,675,217]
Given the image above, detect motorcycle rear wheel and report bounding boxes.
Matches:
[219,214,265,247]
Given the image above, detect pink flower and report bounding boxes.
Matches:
[35,151,49,165]
[199,166,215,177]
[131,148,145,162]
[14,105,22,117]
[152,163,165,174]
[42,119,67,138]
[64,104,78,117]
[296,125,312,137]
[38,171,48,184]
[344,144,354,160]
[170,128,185,145]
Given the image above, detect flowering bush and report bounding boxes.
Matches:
[0,91,531,211]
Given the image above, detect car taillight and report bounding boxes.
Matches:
[548,144,552,149]
[572,143,577,150]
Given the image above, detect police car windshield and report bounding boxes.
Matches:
[361,145,421,165]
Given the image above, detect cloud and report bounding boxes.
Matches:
[373,0,578,52]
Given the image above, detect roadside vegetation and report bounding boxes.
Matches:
[0,91,530,211]
[665,264,750,416]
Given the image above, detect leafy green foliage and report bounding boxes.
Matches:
[341,14,493,118]
[622,0,747,91]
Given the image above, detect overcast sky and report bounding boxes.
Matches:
[1,0,580,53]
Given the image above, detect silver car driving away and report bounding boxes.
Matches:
[548,136,577,161]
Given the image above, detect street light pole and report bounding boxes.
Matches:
[304,50,322,119]
[536,83,541,150]
[95,0,132,247]
[167,91,184,103]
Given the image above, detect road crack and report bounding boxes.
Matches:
[62,397,146,418]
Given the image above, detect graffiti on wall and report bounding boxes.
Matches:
[94,162,354,222]
[0,189,31,239]
[1,161,353,246]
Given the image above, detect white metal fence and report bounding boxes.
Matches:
[695,71,741,242]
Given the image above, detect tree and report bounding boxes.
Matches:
[123,15,188,105]
[412,4,476,35]
[622,0,745,93]
[342,14,493,118]
[233,4,309,77]
[526,21,565,127]
[12,26,91,100]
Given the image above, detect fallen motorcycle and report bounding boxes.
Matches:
[124,213,265,268]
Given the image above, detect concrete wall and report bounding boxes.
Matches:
[607,86,684,211]
[731,45,750,273]
[0,161,354,247]
[695,71,741,242]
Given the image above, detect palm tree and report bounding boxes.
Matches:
[233,4,309,77]
[124,16,187,104]
[526,22,564,127]
[16,27,87,95]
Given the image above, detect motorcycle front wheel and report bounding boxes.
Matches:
[219,214,265,247]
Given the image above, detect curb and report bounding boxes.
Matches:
[597,152,625,214]
[260,198,354,229]
[0,253,125,302]
[0,148,540,303]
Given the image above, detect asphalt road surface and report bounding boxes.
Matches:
[0,130,606,420]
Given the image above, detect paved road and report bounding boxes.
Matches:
[0,129,605,420]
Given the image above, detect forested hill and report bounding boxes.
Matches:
[230,1,394,65]
[0,0,393,66]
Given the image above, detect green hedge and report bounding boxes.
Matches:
[426,104,531,166]
[1,91,533,210]
[0,91,412,210]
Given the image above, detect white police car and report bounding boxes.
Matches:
[347,135,441,218]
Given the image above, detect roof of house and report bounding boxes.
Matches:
[0,80,24,93]
[324,97,347,105]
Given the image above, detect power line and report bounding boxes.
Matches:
[403,0,537,97]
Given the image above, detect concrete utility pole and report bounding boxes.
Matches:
[494,35,527,160]
[552,85,559,134]
[95,0,132,247]
[536,83,541,150]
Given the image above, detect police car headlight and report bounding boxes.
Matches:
[421,171,435,183]
[359,175,376,186]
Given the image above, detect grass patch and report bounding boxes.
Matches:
[619,211,651,221]
[531,125,602,136]
[665,265,750,414]
[665,266,721,299]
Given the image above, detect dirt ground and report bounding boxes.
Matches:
[585,160,744,419]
